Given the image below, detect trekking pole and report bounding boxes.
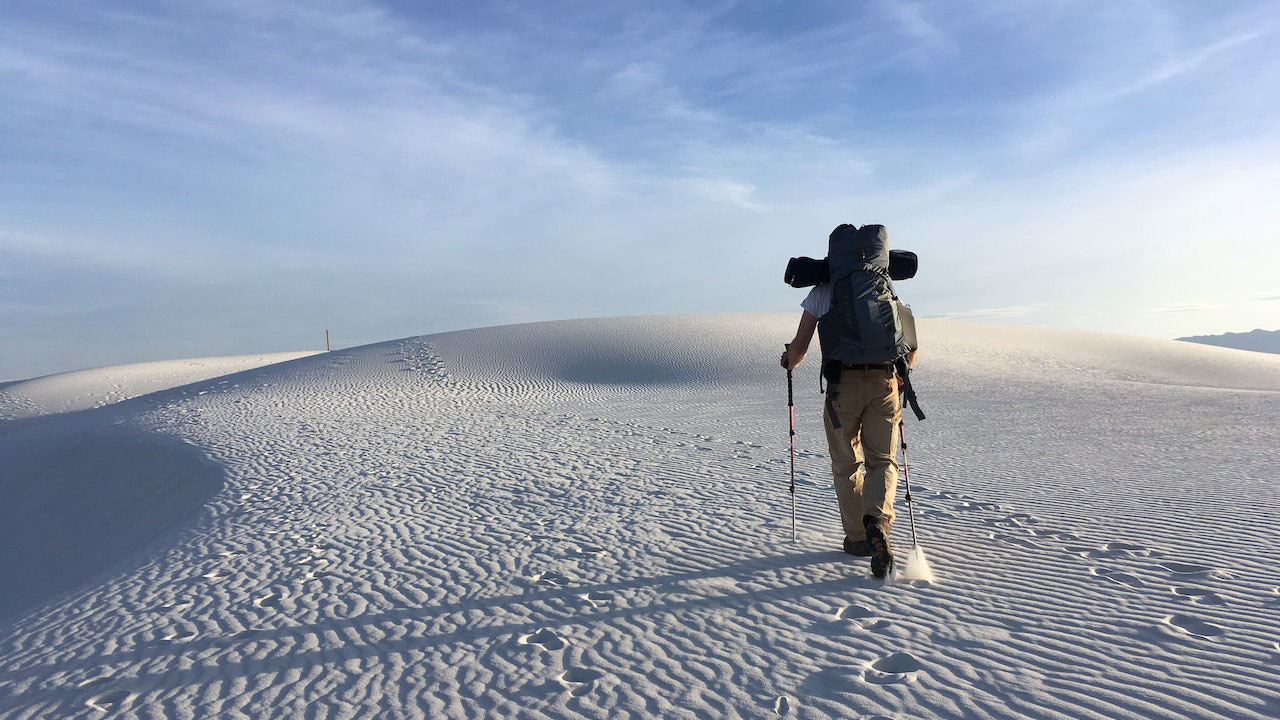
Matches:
[785,344,797,543]
[898,415,920,548]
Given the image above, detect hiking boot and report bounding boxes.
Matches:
[843,536,873,556]
[864,520,895,579]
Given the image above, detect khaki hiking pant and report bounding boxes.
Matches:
[823,367,901,541]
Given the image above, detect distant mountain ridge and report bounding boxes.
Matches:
[1177,328,1280,354]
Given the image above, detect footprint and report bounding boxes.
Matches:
[1160,562,1213,578]
[519,628,567,651]
[532,572,571,587]
[832,605,889,632]
[155,601,192,614]
[983,517,1028,529]
[1172,587,1226,606]
[862,652,923,685]
[570,545,608,558]
[558,667,604,697]
[834,605,875,621]
[773,695,791,715]
[254,591,283,609]
[163,626,198,643]
[1163,614,1225,638]
[86,690,132,712]
[993,533,1043,550]
[579,591,613,608]
[1106,542,1149,552]
[77,676,112,689]
[1092,568,1144,587]
[1080,544,1148,560]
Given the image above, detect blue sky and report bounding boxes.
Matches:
[2,0,1278,380]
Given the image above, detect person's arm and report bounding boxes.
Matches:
[894,348,919,389]
[780,311,818,369]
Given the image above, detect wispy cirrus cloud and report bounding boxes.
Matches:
[926,305,1050,321]
[1140,304,1219,315]
[875,0,954,65]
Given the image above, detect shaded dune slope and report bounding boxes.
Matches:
[0,353,327,622]
[0,424,223,620]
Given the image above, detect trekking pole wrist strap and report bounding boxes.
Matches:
[895,359,926,421]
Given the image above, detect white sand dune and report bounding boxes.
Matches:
[1,314,1278,719]
[0,352,323,423]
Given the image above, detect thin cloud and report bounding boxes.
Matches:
[1140,304,1219,315]
[672,177,763,211]
[1110,30,1272,102]
[1005,10,1277,160]
[877,0,954,63]
[927,305,1047,321]
[0,231,206,277]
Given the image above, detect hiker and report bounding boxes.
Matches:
[780,223,917,578]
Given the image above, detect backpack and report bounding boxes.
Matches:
[814,223,925,420]
[817,224,911,365]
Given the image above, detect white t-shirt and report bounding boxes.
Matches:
[801,284,833,318]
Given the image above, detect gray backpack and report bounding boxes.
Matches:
[818,224,912,365]
[817,223,925,420]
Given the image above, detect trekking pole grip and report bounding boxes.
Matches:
[784,344,794,406]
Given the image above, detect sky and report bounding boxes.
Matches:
[2,0,1278,380]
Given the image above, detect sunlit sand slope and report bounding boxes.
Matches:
[0,352,322,422]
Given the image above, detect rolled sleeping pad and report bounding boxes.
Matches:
[785,256,830,288]
[888,250,918,281]
[784,249,917,287]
